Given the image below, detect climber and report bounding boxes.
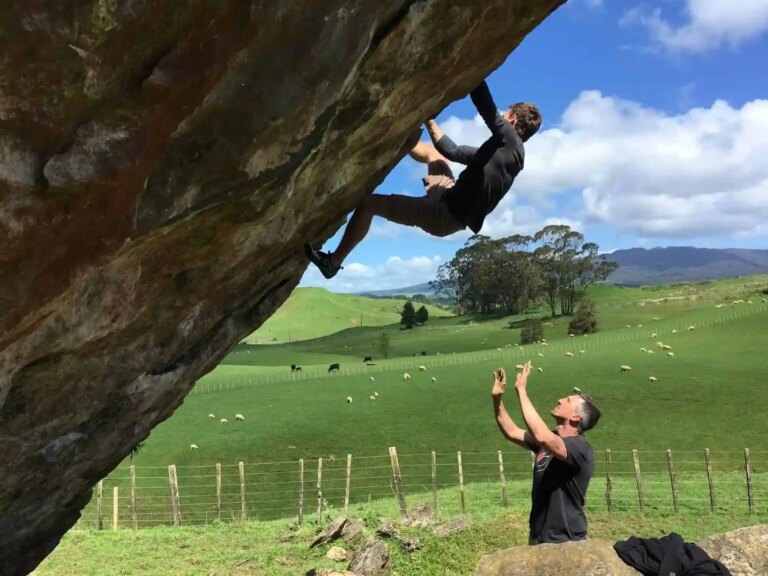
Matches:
[305,79,542,279]
[491,362,601,545]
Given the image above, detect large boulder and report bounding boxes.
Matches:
[698,525,768,576]
[474,540,641,576]
[0,1,564,574]
[475,525,768,576]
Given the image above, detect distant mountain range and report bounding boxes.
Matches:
[604,247,768,285]
[359,247,768,295]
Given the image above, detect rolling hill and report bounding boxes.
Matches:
[244,287,452,343]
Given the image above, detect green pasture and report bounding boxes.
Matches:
[243,287,452,343]
[79,293,768,528]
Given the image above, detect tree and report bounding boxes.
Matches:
[400,301,417,329]
[568,299,598,335]
[415,305,429,324]
[520,318,543,345]
[377,332,391,358]
[534,225,618,316]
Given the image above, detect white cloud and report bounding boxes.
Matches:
[301,255,443,292]
[622,0,768,53]
[429,92,768,240]
[369,220,402,238]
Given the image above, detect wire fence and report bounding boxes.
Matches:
[193,303,768,394]
[76,446,768,531]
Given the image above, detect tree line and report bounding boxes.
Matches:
[429,225,618,317]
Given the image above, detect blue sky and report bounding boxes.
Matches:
[302,0,768,292]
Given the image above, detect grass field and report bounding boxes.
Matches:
[38,276,768,574]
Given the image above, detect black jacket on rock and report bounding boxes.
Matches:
[614,532,731,576]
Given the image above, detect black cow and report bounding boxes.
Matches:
[328,363,340,373]
[363,356,372,363]
[290,364,297,372]
[421,351,427,356]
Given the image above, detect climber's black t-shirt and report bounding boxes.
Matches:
[435,81,525,234]
[523,431,595,544]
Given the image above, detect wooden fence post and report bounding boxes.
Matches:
[344,454,352,515]
[431,451,438,514]
[316,457,323,522]
[605,449,613,512]
[298,459,304,525]
[96,480,103,530]
[666,450,679,513]
[704,448,715,512]
[239,461,247,521]
[457,451,465,514]
[498,450,508,508]
[632,450,645,513]
[168,465,181,526]
[130,466,137,530]
[389,447,407,515]
[112,487,119,530]
[215,463,222,521]
[744,449,754,513]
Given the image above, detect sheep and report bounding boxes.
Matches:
[403,372,411,380]
[542,342,549,347]
[346,396,353,403]
[537,367,543,373]
[418,365,427,372]
[653,317,660,321]
[687,325,695,331]
[656,341,664,348]
[504,344,512,348]
[637,324,643,328]
[667,352,675,358]
[648,376,658,383]
[651,333,658,338]
[565,352,574,358]
[640,347,647,353]
[515,364,525,370]
[619,365,632,372]
[235,414,245,421]
[662,344,672,350]
[369,376,375,382]
[220,418,228,424]
[647,350,655,355]
[626,324,632,328]
[190,444,199,451]
[537,353,545,357]
[431,377,437,382]
[672,329,678,334]
[715,304,724,308]
[374,392,379,397]
[208,414,215,419]
[369,395,376,401]
[748,300,753,304]
[569,333,575,337]
[496,347,502,351]
[579,350,586,355]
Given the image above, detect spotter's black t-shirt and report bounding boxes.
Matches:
[523,431,595,544]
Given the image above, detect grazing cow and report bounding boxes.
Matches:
[328,363,340,373]
[421,351,427,356]
[363,356,373,363]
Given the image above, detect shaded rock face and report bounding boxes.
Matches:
[0,1,563,574]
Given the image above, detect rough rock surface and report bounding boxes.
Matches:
[0,1,564,574]
[474,540,642,576]
[434,516,472,538]
[698,525,768,576]
[326,546,350,562]
[348,536,390,576]
[474,526,768,576]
